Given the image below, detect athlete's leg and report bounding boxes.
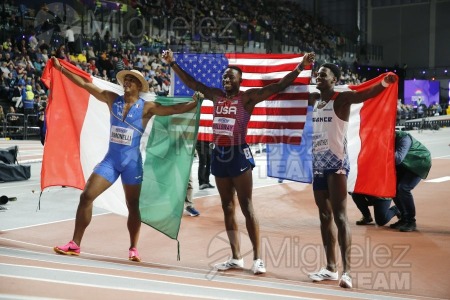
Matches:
[232,169,260,259]
[215,175,241,259]
[313,189,337,272]
[328,173,351,274]
[123,184,142,249]
[73,173,113,246]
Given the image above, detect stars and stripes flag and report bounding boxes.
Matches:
[170,53,312,144]
[170,53,398,196]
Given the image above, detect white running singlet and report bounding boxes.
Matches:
[312,94,350,172]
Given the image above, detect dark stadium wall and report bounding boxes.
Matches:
[371,0,450,70]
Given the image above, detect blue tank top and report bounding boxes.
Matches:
[107,96,145,166]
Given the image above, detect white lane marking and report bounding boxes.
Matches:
[425,176,450,183]
[0,264,319,300]
[0,212,111,232]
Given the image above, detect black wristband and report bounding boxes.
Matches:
[169,61,176,67]
[296,64,304,72]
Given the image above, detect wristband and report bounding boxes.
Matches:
[169,61,176,67]
[296,64,304,72]
[381,79,390,88]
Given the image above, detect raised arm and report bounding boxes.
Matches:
[162,50,222,100]
[51,57,117,105]
[340,73,398,105]
[244,52,315,107]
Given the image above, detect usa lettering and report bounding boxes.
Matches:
[216,105,237,115]
[312,117,333,122]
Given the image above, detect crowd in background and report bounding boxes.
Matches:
[0,0,392,133]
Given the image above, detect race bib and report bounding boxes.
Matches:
[313,132,329,153]
[212,117,235,136]
[110,125,133,145]
[243,147,252,159]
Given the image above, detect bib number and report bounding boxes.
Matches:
[213,117,235,136]
[110,125,133,145]
[313,132,329,153]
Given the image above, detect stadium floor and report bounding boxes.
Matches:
[1,128,449,299]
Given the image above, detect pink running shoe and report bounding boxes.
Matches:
[54,240,80,256]
[129,247,141,262]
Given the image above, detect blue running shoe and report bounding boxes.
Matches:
[185,206,200,217]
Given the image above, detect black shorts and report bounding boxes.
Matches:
[211,144,255,178]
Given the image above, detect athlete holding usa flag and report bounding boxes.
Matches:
[163,49,315,275]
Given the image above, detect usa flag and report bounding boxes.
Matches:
[171,53,312,144]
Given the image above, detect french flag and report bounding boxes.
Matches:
[345,73,398,197]
[270,74,399,197]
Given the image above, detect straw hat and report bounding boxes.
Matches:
[116,69,149,93]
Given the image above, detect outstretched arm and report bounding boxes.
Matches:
[341,73,398,105]
[245,52,315,107]
[144,91,201,117]
[51,57,117,105]
[162,50,222,100]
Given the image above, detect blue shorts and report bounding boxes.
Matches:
[211,144,255,178]
[93,154,143,185]
[313,168,348,191]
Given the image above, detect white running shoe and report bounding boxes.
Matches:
[251,259,266,275]
[214,258,244,271]
[308,267,338,281]
[339,272,352,288]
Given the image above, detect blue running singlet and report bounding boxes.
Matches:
[93,96,146,185]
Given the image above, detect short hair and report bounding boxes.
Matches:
[226,65,243,77]
[321,63,341,80]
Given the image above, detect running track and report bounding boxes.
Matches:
[1,128,449,299]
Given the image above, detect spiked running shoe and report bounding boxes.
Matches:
[214,258,244,271]
[339,272,353,288]
[251,259,266,275]
[54,240,80,256]
[308,267,338,282]
[129,247,141,262]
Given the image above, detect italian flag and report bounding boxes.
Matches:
[41,59,200,241]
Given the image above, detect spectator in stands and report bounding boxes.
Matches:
[7,106,19,126]
[65,26,75,54]
[51,57,199,262]
[87,46,96,61]
[29,31,38,51]
[0,106,5,124]
[163,49,315,276]
[306,63,397,289]
[23,84,35,115]
[113,55,125,78]
[39,40,51,55]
